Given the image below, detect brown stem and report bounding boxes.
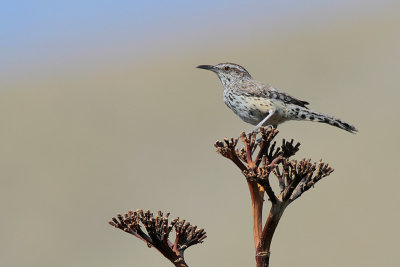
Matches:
[255,252,270,267]
[260,175,277,204]
[248,181,264,250]
[241,133,255,169]
[173,258,188,267]
[256,201,288,267]
[151,241,187,267]
[230,154,247,172]
[254,141,267,167]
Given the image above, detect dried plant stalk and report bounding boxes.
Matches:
[109,210,206,267]
[215,127,334,267]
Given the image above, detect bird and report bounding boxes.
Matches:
[197,63,357,133]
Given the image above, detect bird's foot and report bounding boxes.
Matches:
[252,124,275,134]
[251,127,261,135]
[253,125,276,145]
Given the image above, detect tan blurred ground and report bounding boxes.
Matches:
[1,8,399,267]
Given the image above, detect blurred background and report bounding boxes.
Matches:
[1,1,399,266]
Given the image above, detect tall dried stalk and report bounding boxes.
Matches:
[215,127,334,267]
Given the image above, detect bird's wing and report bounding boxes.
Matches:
[269,86,309,108]
[239,80,309,108]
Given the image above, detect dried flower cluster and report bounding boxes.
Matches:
[109,210,206,267]
[108,126,335,267]
[215,127,334,267]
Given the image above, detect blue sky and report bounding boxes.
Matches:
[0,0,394,82]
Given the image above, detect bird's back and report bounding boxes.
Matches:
[233,79,309,108]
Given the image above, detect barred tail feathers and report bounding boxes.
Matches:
[293,107,357,133]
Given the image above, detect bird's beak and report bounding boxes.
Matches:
[196,65,217,72]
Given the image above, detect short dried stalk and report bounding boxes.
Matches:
[109,210,206,267]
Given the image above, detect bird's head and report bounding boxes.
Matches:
[197,63,252,87]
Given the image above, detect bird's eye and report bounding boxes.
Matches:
[224,66,230,71]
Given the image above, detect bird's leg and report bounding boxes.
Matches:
[252,110,275,133]
[251,111,276,148]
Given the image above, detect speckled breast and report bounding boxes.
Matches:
[223,90,270,125]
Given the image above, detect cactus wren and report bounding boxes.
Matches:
[197,63,357,133]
